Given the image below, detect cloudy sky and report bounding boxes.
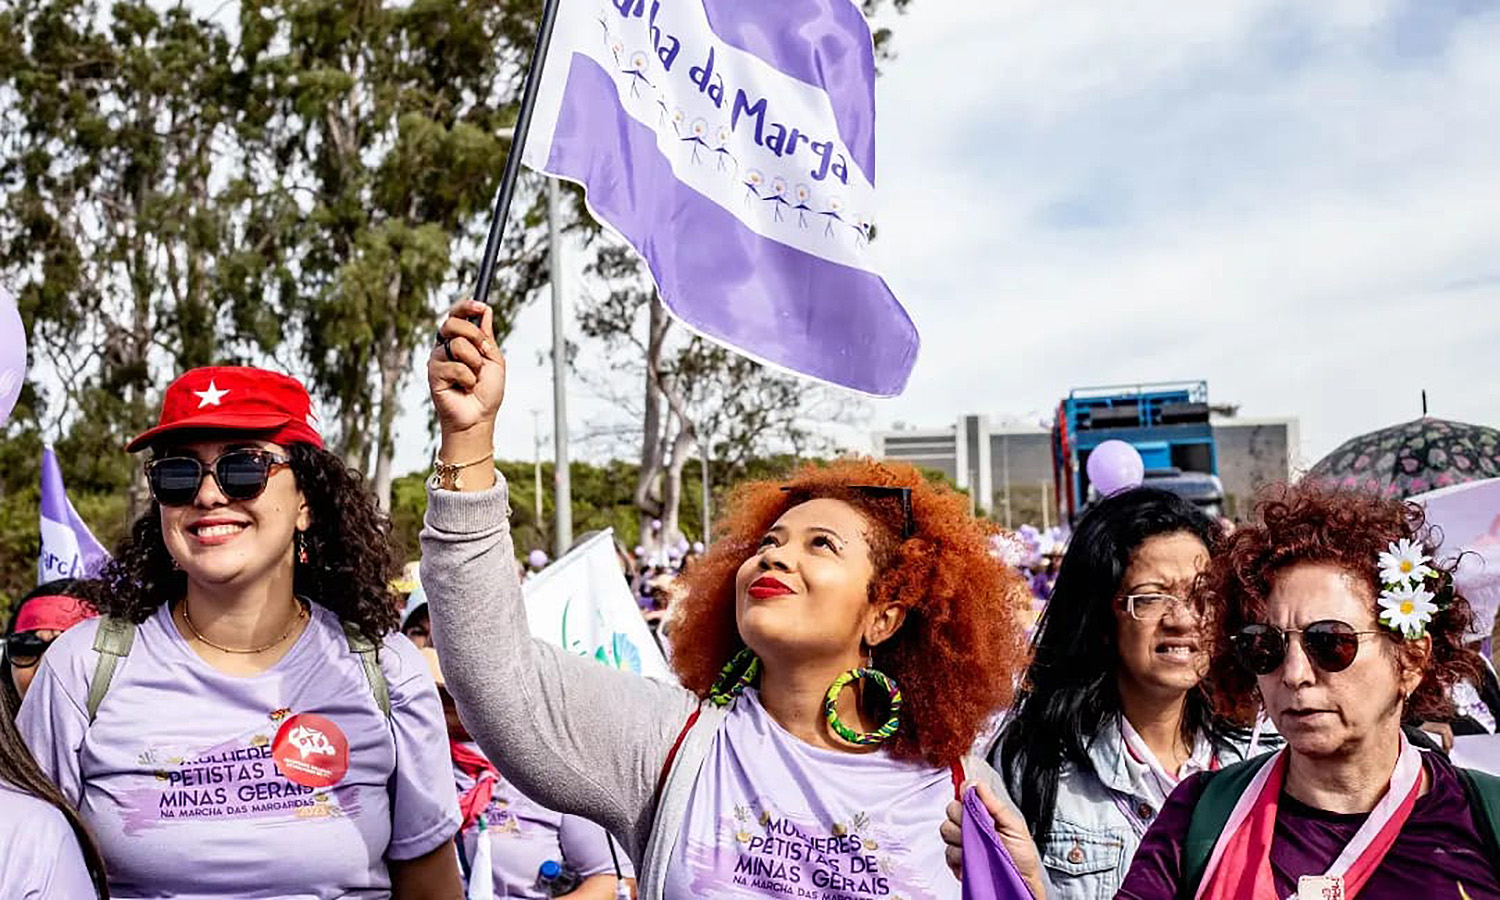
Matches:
[399,0,1500,475]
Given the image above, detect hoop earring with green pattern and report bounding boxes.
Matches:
[823,667,902,746]
[709,647,761,707]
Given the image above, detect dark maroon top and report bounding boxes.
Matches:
[1117,750,1500,899]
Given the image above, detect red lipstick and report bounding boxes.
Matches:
[748,576,794,599]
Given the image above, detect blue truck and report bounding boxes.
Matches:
[1052,381,1225,523]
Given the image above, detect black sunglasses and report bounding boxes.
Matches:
[1232,620,1387,676]
[5,631,53,669]
[780,485,915,540]
[145,449,292,507]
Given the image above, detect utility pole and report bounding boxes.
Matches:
[547,178,572,557]
[530,408,544,530]
[1001,433,1012,529]
[699,429,712,540]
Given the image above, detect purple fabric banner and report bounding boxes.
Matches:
[526,0,918,396]
[960,786,1036,900]
[39,445,110,584]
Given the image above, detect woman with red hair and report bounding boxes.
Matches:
[1118,484,1500,898]
[421,301,1046,899]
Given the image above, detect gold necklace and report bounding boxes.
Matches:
[181,597,308,655]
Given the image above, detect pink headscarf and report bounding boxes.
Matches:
[15,593,98,633]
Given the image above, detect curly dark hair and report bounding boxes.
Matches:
[94,443,399,640]
[1201,482,1484,724]
[672,458,1031,768]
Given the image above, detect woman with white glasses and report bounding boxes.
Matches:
[979,488,1266,899]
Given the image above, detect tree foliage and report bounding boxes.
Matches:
[0,0,914,604]
[236,0,557,507]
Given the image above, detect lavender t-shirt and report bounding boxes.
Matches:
[665,688,961,900]
[18,602,461,899]
[453,742,629,897]
[0,780,96,899]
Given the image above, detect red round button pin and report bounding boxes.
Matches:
[272,713,349,788]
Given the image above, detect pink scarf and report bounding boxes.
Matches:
[450,740,498,832]
[1195,735,1424,900]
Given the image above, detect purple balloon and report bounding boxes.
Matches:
[651,519,662,531]
[527,549,549,569]
[691,541,705,554]
[0,286,23,428]
[1086,440,1145,496]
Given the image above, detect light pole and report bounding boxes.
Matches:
[530,408,544,530]
[699,428,711,541]
[547,178,572,557]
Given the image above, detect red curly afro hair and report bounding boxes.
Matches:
[671,458,1031,767]
[1201,482,1485,724]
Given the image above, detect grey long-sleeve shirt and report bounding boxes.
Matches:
[420,476,1035,898]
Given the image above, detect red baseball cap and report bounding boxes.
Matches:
[126,366,324,453]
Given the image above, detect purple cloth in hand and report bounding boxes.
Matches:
[961,786,1035,900]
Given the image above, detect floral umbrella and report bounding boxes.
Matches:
[1305,418,1500,499]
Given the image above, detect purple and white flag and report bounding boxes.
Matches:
[39,445,110,584]
[522,0,918,396]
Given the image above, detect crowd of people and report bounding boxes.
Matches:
[0,297,1496,898]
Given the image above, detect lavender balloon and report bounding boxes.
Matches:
[527,549,549,569]
[0,286,23,427]
[1086,440,1145,497]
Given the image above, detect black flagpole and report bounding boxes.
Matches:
[473,0,565,309]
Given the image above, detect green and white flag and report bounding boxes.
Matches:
[523,528,673,681]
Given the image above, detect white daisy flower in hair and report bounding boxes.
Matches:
[1377,538,1436,586]
[1378,583,1439,639]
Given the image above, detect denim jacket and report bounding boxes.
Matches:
[1025,721,1264,900]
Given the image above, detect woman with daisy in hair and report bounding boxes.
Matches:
[1116,484,1500,899]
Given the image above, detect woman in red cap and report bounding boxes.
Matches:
[18,366,462,898]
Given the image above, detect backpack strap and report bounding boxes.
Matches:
[1458,767,1500,873]
[653,708,702,814]
[86,615,136,723]
[342,621,390,718]
[1180,753,1274,900]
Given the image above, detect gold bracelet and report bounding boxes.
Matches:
[432,452,494,491]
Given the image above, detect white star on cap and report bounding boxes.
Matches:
[193,380,229,408]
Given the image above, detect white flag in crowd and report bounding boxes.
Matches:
[523,528,673,682]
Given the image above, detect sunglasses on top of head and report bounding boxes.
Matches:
[1232,620,1388,676]
[5,631,53,669]
[145,449,292,507]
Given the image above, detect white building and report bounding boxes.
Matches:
[874,414,1299,524]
